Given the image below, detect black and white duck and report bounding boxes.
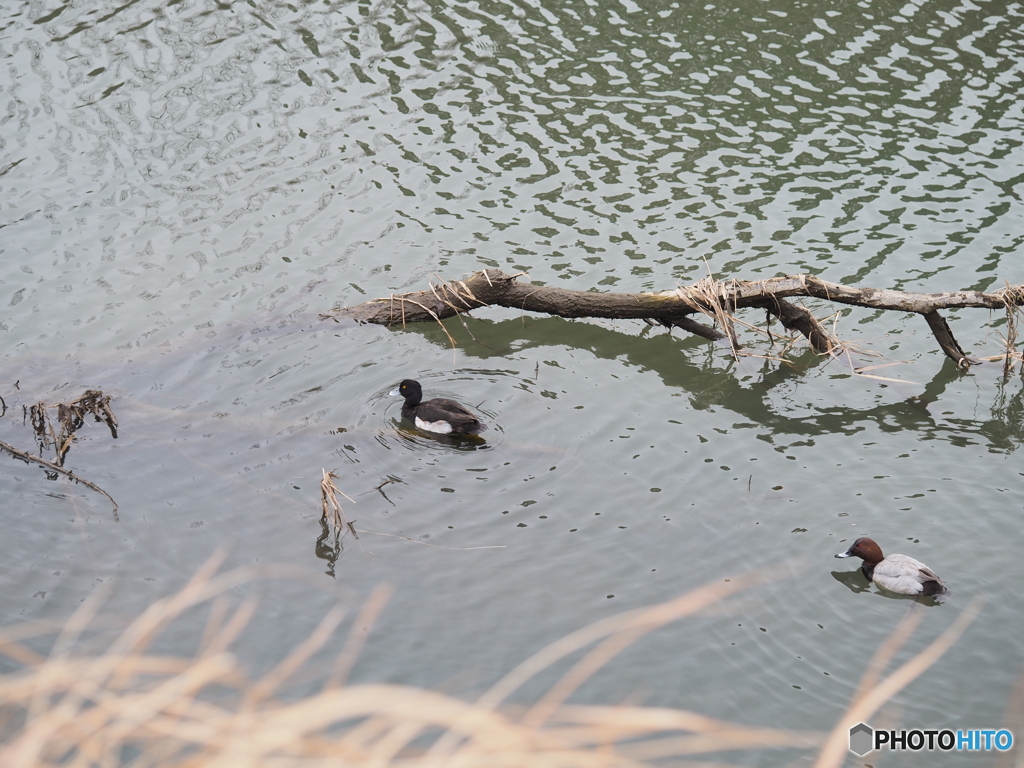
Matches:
[391,379,486,435]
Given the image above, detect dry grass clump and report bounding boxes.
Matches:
[26,390,119,467]
[0,558,979,768]
[320,468,356,537]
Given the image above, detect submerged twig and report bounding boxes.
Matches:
[0,438,119,521]
[353,529,506,550]
[373,477,400,505]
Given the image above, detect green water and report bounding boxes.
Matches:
[2,0,1023,763]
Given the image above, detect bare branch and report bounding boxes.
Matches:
[327,270,1024,369]
[0,438,119,521]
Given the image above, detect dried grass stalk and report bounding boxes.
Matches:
[0,563,980,768]
[674,275,741,356]
[320,469,357,538]
[1001,283,1022,378]
[813,598,983,768]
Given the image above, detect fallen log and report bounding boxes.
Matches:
[324,270,1024,371]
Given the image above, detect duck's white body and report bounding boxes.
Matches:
[869,553,944,595]
[835,537,947,597]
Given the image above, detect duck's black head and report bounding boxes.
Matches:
[396,379,423,407]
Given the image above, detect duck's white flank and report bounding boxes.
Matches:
[871,554,943,595]
[415,416,454,434]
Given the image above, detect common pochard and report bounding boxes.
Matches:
[835,537,947,597]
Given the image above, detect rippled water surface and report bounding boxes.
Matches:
[2,0,1024,763]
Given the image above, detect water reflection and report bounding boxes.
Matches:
[389,421,491,452]
[314,514,346,578]
[831,567,874,595]
[394,315,1024,453]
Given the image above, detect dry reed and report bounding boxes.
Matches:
[320,469,356,538]
[0,561,982,768]
[674,275,741,356]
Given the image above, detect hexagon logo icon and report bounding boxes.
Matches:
[849,722,873,756]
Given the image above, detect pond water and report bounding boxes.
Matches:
[2,0,1023,763]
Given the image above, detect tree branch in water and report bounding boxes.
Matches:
[325,270,1024,371]
[0,439,119,521]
